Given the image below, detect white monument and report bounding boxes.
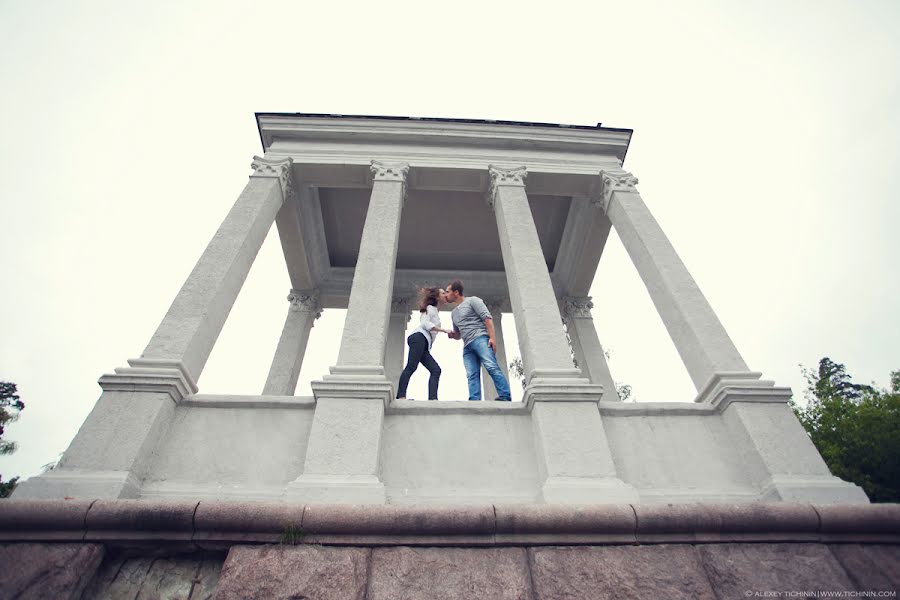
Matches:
[15,114,868,505]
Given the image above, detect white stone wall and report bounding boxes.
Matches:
[141,396,315,501]
[603,412,758,502]
[126,398,864,504]
[381,411,540,504]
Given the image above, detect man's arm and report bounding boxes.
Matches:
[448,318,461,340]
[484,317,497,351]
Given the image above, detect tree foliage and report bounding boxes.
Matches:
[790,358,900,503]
[0,381,25,498]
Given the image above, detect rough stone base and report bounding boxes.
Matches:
[80,551,224,599]
[0,543,104,600]
[1,502,897,598]
[215,545,369,600]
[1,541,898,599]
[530,545,717,599]
[369,546,532,600]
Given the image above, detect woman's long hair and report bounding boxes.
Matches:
[418,287,442,313]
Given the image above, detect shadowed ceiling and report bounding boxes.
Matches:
[319,188,571,272]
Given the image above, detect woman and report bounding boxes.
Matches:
[396,287,452,401]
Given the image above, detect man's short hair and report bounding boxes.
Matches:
[449,279,464,295]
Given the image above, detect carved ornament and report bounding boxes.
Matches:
[594,169,639,213]
[391,296,413,317]
[287,290,322,319]
[562,296,594,319]
[370,161,410,182]
[482,297,509,315]
[487,165,527,208]
[251,155,295,202]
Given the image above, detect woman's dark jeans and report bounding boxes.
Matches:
[396,332,441,400]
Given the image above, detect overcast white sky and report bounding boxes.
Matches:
[1,1,898,482]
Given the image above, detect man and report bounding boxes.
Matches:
[445,279,512,401]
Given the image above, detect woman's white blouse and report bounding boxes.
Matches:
[412,305,442,349]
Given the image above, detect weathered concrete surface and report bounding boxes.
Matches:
[368,546,532,600]
[530,545,716,600]
[0,543,104,600]
[696,543,855,597]
[81,553,223,600]
[215,545,370,600]
[829,544,900,591]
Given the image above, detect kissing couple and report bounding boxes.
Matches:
[395,279,512,402]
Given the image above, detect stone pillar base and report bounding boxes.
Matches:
[13,469,141,500]
[15,368,187,501]
[313,374,393,408]
[523,376,601,408]
[760,475,869,504]
[717,392,871,504]
[284,475,387,504]
[694,371,789,407]
[300,384,388,505]
[541,476,639,504]
[530,392,635,506]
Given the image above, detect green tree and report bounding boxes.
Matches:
[790,358,900,503]
[1,381,26,498]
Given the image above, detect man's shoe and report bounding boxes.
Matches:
[495,397,512,402]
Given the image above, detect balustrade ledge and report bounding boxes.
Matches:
[0,500,896,548]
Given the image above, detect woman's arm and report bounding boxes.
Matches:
[424,305,452,334]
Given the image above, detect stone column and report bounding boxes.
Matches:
[596,168,760,400]
[13,156,293,500]
[562,296,619,400]
[138,156,294,383]
[488,165,636,504]
[332,162,409,374]
[481,299,510,401]
[385,296,413,392]
[488,166,582,385]
[595,169,867,503]
[287,161,408,504]
[262,290,321,395]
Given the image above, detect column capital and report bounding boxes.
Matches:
[371,161,410,205]
[251,155,295,202]
[391,296,413,320]
[594,168,639,213]
[482,297,510,314]
[287,289,322,319]
[562,296,594,319]
[487,165,527,208]
[370,160,410,182]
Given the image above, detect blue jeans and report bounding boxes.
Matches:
[462,335,512,401]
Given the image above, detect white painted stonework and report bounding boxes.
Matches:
[13,115,868,505]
